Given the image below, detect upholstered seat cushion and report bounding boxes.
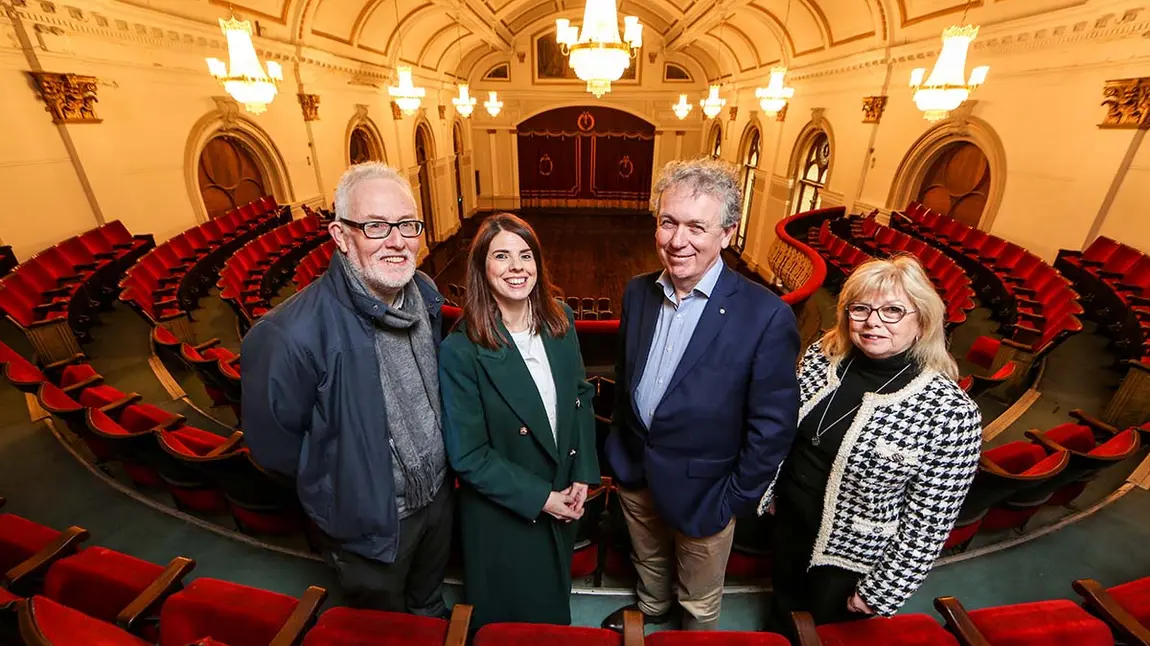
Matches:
[44,546,165,623]
[1105,577,1150,627]
[159,578,298,646]
[473,623,621,646]
[968,599,1113,645]
[816,614,958,646]
[302,606,448,646]
[0,513,60,573]
[646,630,791,645]
[25,595,150,646]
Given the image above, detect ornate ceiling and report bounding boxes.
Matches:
[159,0,1089,80]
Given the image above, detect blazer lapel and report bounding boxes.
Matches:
[476,326,559,462]
[541,327,577,456]
[629,279,665,393]
[662,266,738,399]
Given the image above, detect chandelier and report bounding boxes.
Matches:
[484,91,503,117]
[389,66,426,117]
[910,25,989,121]
[452,84,476,117]
[700,85,725,120]
[206,16,283,114]
[672,94,692,120]
[755,66,795,117]
[555,0,642,98]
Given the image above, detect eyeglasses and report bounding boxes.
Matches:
[340,219,424,239]
[846,303,917,323]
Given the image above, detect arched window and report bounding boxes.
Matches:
[709,123,722,159]
[915,142,990,228]
[452,122,465,222]
[736,127,761,250]
[792,132,831,215]
[415,123,437,243]
[347,120,385,166]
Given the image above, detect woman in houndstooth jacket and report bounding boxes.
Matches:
[766,255,982,636]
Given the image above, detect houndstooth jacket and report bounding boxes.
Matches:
[779,341,982,617]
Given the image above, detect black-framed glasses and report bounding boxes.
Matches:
[340,219,424,239]
[846,303,917,324]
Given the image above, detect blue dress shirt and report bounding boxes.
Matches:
[634,259,725,429]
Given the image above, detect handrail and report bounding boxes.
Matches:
[771,206,838,305]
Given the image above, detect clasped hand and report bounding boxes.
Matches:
[542,482,588,522]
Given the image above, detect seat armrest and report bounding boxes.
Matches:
[268,586,328,646]
[1012,324,1040,346]
[1068,409,1120,435]
[61,375,103,394]
[94,252,118,260]
[43,354,87,372]
[1072,579,1150,646]
[207,431,245,457]
[2,526,89,590]
[445,604,474,646]
[115,556,195,633]
[934,597,992,646]
[193,338,221,351]
[99,393,143,415]
[791,611,823,646]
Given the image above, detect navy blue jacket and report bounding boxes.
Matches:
[241,257,444,563]
[604,265,800,538]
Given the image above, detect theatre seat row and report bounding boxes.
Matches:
[293,241,334,290]
[0,220,154,363]
[120,197,287,345]
[893,202,1084,376]
[943,409,1142,552]
[218,214,328,332]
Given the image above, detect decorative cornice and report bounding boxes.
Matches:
[28,72,101,123]
[1100,78,1150,129]
[862,95,887,124]
[298,93,320,121]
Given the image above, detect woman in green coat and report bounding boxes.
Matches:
[439,213,599,628]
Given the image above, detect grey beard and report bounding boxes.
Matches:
[348,255,414,301]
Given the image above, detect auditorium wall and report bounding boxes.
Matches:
[0,0,465,261]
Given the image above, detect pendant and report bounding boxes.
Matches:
[812,436,821,447]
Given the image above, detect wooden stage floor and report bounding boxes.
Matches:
[433,211,664,313]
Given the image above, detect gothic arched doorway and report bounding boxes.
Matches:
[452,122,465,222]
[916,142,991,228]
[197,135,269,220]
[415,123,437,243]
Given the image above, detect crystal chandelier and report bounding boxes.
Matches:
[389,66,426,117]
[755,67,795,117]
[910,25,989,121]
[672,94,692,120]
[452,84,476,117]
[555,0,642,98]
[700,85,725,120]
[484,91,503,117]
[206,16,283,114]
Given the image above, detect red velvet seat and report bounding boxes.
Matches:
[473,623,621,646]
[158,579,326,646]
[980,448,1070,532]
[646,631,791,645]
[954,598,1113,645]
[1098,577,1150,627]
[1027,425,1141,507]
[1074,577,1150,643]
[814,614,958,646]
[16,595,151,645]
[302,604,470,646]
[0,514,81,577]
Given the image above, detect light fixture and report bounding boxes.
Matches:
[700,85,725,120]
[672,94,692,120]
[205,16,283,114]
[909,19,989,121]
[755,66,794,117]
[452,84,476,117]
[388,66,425,116]
[484,91,503,117]
[555,0,642,98]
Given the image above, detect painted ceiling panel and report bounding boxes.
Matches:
[311,0,369,41]
[358,0,432,52]
[506,2,559,34]
[814,0,877,44]
[747,0,825,55]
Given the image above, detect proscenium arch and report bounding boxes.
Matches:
[513,102,657,129]
[184,107,292,224]
[345,113,387,165]
[887,114,1006,231]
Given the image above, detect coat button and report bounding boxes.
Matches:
[531,519,537,524]
[569,449,577,456]
[873,527,884,535]
[519,426,529,436]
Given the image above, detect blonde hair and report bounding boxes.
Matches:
[820,255,959,380]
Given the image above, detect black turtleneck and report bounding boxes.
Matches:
[779,348,920,531]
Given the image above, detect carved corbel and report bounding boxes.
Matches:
[438,105,446,120]
[297,93,320,121]
[212,95,240,127]
[390,100,402,120]
[1100,78,1150,129]
[28,72,100,123]
[775,103,788,122]
[861,95,887,124]
[728,106,738,122]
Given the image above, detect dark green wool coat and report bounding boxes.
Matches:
[439,310,599,628]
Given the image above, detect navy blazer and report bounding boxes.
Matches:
[604,265,801,538]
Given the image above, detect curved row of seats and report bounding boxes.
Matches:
[0,221,153,363]
[217,214,328,331]
[893,202,1084,377]
[1057,236,1150,364]
[119,198,287,345]
[8,491,1150,646]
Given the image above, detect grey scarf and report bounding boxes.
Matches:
[337,252,446,517]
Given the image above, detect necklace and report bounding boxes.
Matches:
[811,357,913,447]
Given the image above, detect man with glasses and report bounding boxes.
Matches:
[601,158,800,632]
[242,162,452,618]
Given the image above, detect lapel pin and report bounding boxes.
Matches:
[519,426,528,436]
[720,308,726,315]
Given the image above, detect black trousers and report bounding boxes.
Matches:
[767,496,869,642]
[320,485,454,617]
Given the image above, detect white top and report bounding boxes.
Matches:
[509,327,558,442]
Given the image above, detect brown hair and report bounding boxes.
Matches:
[461,213,570,349]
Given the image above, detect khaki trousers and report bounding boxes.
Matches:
[617,487,735,630]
